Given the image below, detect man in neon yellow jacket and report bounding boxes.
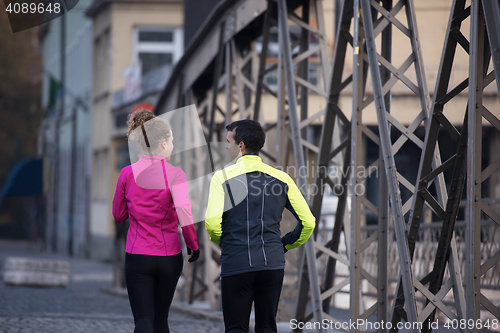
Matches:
[205,119,315,333]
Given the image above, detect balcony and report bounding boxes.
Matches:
[113,64,173,109]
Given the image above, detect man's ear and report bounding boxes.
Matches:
[239,142,244,150]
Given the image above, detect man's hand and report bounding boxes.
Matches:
[187,247,200,263]
[281,238,288,253]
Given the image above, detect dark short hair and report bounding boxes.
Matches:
[226,119,265,154]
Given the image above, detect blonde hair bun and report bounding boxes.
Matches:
[126,109,155,138]
[126,109,172,155]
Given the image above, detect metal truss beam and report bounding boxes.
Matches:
[391,0,470,330]
[467,1,500,330]
[296,0,437,330]
[277,0,324,329]
[294,0,354,328]
[353,0,434,330]
[390,1,500,331]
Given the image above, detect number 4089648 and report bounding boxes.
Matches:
[443,318,498,330]
[5,2,61,14]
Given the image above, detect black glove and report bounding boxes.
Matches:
[281,238,289,253]
[187,247,200,263]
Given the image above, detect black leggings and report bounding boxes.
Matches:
[125,252,183,333]
[221,269,285,333]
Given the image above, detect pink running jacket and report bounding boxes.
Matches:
[112,155,199,256]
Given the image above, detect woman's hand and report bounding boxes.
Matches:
[187,247,200,263]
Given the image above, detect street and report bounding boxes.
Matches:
[0,240,225,333]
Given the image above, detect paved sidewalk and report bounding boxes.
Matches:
[0,240,224,333]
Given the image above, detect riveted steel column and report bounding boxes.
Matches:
[466,1,485,330]
[225,42,234,130]
[209,23,226,143]
[350,2,365,329]
[278,0,324,330]
[295,0,355,322]
[358,0,420,330]
[378,0,392,327]
[253,0,274,121]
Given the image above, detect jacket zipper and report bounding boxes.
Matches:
[236,177,252,267]
[261,219,267,265]
[261,180,276,266]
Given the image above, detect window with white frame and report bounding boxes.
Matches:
[134,27,183,77]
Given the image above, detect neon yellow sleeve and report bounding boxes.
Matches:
[282,175,316,250]
[205,171,225,245]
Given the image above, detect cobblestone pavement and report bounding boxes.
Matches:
[0,240,225,333]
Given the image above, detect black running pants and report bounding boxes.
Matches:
[221,269,285,333]
[125,252,183,333]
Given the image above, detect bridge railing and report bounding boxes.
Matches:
[314,217,500,290]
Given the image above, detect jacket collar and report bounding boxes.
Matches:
[139,154,165,162]
[236,154,262,163]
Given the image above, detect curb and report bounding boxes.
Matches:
[101,286,224,323]
[2,257,70,287]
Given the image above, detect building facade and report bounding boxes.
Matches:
[86,0,184,260]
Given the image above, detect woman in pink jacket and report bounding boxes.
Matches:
[112,109,199,333]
